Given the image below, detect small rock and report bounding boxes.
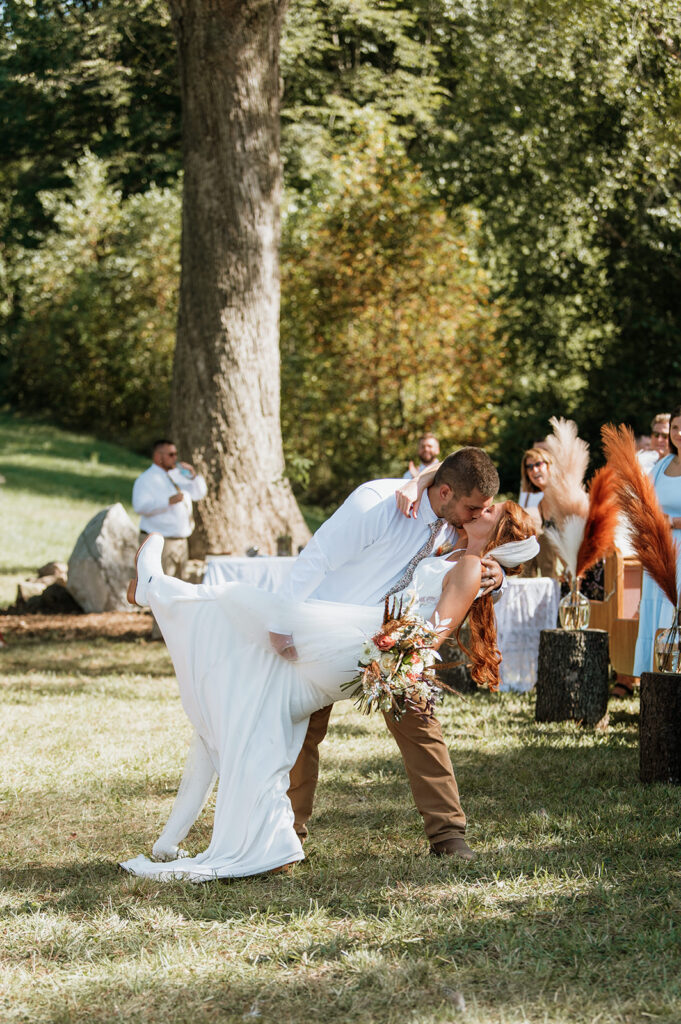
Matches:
[16,580,49,603]
[37,561,67,581]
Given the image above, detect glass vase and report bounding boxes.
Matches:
[558,577,591,630]
[654,609,681,673]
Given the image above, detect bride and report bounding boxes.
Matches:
[120,501,537,881]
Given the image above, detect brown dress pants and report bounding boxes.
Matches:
[287,703,466,845]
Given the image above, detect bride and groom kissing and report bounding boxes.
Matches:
[121,446,538,880]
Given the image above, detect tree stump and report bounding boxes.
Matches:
[535,629,609,727]
[438,629,477,695]
[640,672,681,784]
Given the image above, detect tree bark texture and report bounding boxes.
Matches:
[438,630,477,695]
[535,629,610,727]
[640,672,681,784]
[168,0,310,555]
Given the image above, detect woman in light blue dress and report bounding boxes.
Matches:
[633,406,681,675]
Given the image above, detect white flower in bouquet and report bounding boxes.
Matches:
[341,594,452,721]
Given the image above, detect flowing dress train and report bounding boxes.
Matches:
[120,558,452,881]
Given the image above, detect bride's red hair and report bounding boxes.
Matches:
[456,502,537,691]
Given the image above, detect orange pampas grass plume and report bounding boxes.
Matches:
[576,465,619,577]
[601,424,678,608]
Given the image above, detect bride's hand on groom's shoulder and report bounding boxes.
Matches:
[396,461,440,518]
[269,631,299,661]
[395,478,419,518]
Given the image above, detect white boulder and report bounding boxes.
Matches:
[67,504,138,612]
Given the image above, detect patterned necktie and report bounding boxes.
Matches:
[384,518,445,598]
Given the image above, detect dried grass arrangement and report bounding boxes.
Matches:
[542,418,618,628]
[602,424,680,670]
[601,424,677,607]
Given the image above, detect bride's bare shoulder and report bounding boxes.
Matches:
[442,554,481,589]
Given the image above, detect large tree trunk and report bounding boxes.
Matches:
[168,0,310,556]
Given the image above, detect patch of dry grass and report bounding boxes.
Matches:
[1,635,680,1023]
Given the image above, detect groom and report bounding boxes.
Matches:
[270,447,504,862]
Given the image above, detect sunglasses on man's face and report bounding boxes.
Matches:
[525,461,547,471]
[652,431,669,439]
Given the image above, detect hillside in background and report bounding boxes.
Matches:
[0,413,147,606]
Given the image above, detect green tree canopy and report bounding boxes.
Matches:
[281,126,507,505]
[7,150,180,445]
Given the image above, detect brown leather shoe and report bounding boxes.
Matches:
[268,861,296,875]
[430,837,476,861]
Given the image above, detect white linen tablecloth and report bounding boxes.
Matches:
[203,556,296,591]
[495,577,561,692]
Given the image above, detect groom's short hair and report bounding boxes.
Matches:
[433,447,499,498]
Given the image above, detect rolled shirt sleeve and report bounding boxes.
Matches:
[174,471,207,501]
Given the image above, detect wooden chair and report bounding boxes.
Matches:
[588,549,642,676]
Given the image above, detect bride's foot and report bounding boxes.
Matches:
[127,533,164,607]
[152,839,190,862]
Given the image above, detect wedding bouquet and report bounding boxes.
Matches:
[341,594,450,721]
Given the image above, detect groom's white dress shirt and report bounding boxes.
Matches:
[274,479,507,633]
[276,478,505,632]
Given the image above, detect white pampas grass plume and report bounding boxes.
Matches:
[544,514,586,578]
[542,416,589,526]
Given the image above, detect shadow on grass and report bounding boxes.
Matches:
[2,464,138,507]
[0,413,145,470]
[0,677,173,699]
[1,657,172,684]
[5,860,681,1024]
[16,958,681,1024]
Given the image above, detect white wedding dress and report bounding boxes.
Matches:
[120,557,453,881]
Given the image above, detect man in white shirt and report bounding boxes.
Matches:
[273,447,504,862]
[403,432,440,479]
[637,413,670,475]
[132,439,208,585]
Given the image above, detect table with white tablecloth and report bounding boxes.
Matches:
[203,557,559,693]
[203,555,296,590]
[495,577,561,692]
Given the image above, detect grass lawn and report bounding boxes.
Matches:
[2,413,680,1022]
[0,412,147,607]
[1,629,680,1024]
[0,412,327,607]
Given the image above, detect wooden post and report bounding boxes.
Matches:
[535,628,610,727]
[640,672,681,783]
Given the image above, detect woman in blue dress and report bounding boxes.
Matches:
[633,405,681,675]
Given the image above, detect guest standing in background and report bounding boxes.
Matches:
[132,440,207,635]
[518,447,559,578]
[519,447,552,514]
[633,406,681,676]
[637,413,670,475]
[404,433,440,480]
